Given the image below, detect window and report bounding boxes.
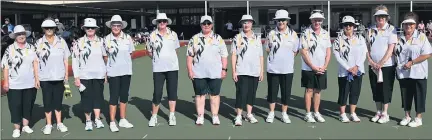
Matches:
[289,14,297,25]
[181,16,190,25]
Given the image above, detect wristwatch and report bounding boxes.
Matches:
[222,68,228,72]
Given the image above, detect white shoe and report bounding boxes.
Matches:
[378,113,390,124]
[314,112,326,123]
[41,125,52,135]
[95,119,105,128]
[169,114,176,126]
[22,126,33,134]
[281,112,291,124]
[304,112,316,123]
[339,113,350,123]
[371,112,381,122]
[195,116,204,125]
[399,117,411,126]
[246,114,258,124]
[266,112,275,123]
[109,122,119,132]
[57,123,68,132]
[119,119,134,128]
[408,118,422,127]
[234,115,242,126]
[350,113,361,122]
[148,115,157,127]
[85,120,93,131]
[12,129,20,138]
[212,115,221,125]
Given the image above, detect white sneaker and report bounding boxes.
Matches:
[246,114,258,124]
[399,117,411,126]
[408,118,422,127]
[148,115,157,127]
[350,113,361,122]
[169,114,176,126]
[234,115,242,126]
[212,115,221,125]
[94,119,105,128]
[304,112,316,123]
[12,129,20,138]
[41,125,52,135]
[85,120,93,131]
[371,112,381,122]
[195,116,204,125]
[57,123,68,132]
[339,113,350,123]
[314,112,326,123]
[22,126,33,134]
[266,112,275,123]
[119,119,134,128]
[378,113,390,124]
[281,112,291,124]
[109,122,119,132]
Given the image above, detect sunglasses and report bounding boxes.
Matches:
[86,27,97,30]
[158,20,168,23]
[111,25,122,28]
[277,19,288,22]
[343,24,355,27]
[43,27,56,30]
[201,21,212,26]
[16,32,27,36]
[376,15,387,19]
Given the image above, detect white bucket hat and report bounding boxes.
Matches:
[82,18,99,30]
[374,10,389,16]
[200,15,213,23]
[239,15,255,24]
[342,16,356,24]
[152,13,172,25]
[41,19,57,28]
[105,15,128,29]
[274,10,290,20]
[9,25,31,39]
[310,10,325,19]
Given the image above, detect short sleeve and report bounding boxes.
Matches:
[299,32,309,50]
[231,34,238,54]
[421,35,432,55]
[292,32,299,52]
[264,31,272,51]
[218,36,228,57]
[327,34,332,48]
[186,37,195,57]
[1,47,11,69]
[258,40,263,57]
[129,37,135,53]
[101,39,107,56]
[63,40,71,60]
[173,32,181,49]
[388,27,398,44]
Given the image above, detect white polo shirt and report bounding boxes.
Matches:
[186,31,228,79]
[332,33,368,77]
[35,35,70,81]
[1,42,37,89]
[366,23,398,67]
[394,30,432,79]
[264,27,299,74]
[104,32,135,77]
[71,35,107,80]
[146,28,180,72]
[299,26,332,71]
[231,31,263,77]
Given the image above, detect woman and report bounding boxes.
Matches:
[2,25,39,138]
[395,12,431,128]
[332,16,368,123]
[187,15,228,125]
[104,15,135,132]
[231,15,264,126]
[365,5,398,124]
[72,18,107,131]
[35,19,69,134]
[146,13,180,127]
[264,10,298,124]
[299,10,331,123]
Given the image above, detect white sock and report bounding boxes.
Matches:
[152,114,157,118]
[269,111,275,115]
[170,112,175,116]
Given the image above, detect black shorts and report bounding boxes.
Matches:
[337,75,363,105]
[192,78,222,96]
[40,81,65,112]
[399,78,427,113]
[80,79,104,113]
[301,70,327,90]
[108,75,132,105]
[368,66,395,104]
[267,73,293,105]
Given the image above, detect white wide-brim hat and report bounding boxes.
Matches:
[9,25,31,39]
[239,15,255,24]
[41,19,57,28]
[105,15,128,29]
[82,18,99,30]
[310,13,325,19]
[152,13,172,25]
[274,9,291,20]
[342,15,356,24]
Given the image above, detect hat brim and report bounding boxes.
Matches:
[152,18,172,25]
[9,31,31,39]
[402,19,416,24]
[200,19,213,24]
[105,21,128,29]
[239,19,255,24]
[273,17,291,20]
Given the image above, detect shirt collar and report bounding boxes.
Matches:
[84,34,101,42]
[275,27,290,35]
[401,29,419,39]
[42,35,61,44]
[240,30,256,39]
[156,27,172,36]
[109,32,126,40]
[13,42,30,50]
[198,31,215,38]
[372,23,389,30]
[306,26,326,35]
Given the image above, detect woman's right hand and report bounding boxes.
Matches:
[74,78,81,87]
[188,71,194,80]
[232,72,238,82]
[3,82,9,92]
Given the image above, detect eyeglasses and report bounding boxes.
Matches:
[343,24,355,27]
[111,25,122,28]
[43,27,56,30]
[158,20,168,23]
[16,32,27,36]
[86,27,97,30]
[277,19,288,22]
[376,15,387,19]
[201,21,212,26]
